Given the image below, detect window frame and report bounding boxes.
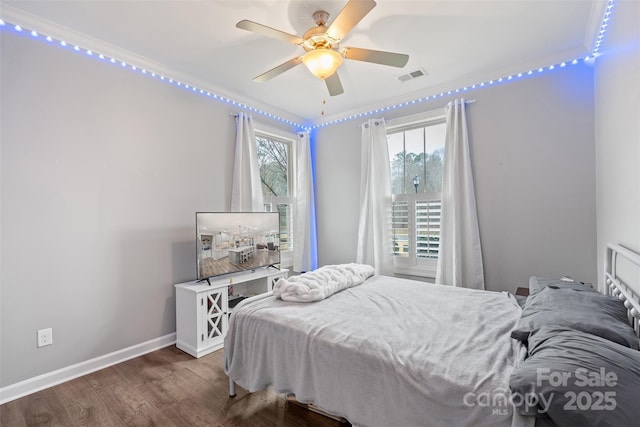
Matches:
[254,129,295,267]
[387,109,446,278]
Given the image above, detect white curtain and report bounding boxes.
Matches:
[436,99,485,289]
[356,119,394,275]
[293,131,318,272]
[231,113,264,212]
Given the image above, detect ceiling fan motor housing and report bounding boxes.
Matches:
[303,11,340,52]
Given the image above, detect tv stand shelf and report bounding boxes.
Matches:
[175,268,288,358]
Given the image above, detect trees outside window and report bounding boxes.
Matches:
[256,133,293,252]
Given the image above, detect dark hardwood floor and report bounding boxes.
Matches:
[0,346,350,426]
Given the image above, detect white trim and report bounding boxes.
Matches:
[318,45,587,125]
[386,108,446,130]
[583,0,609,52]
[255,130,295,198]
[254,129,296,146]
[0,5,303,126]
[394,265,437,279]
[0,333,176,405]
[176,339,222,359]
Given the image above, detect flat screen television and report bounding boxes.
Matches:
[196,212,281,281]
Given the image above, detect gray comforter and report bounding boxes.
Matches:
[224,275,532,427]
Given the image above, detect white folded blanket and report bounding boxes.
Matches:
[273,263,375,302]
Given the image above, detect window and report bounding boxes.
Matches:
[388,115,446,277]
[255,132,294,256]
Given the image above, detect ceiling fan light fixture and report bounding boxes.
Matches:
[302,49,343,80]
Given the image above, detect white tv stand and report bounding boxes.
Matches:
[175,267,288,358]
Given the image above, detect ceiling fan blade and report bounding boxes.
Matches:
[325,72,344,96]
[326,0,377,41]
[236,20,304,45]
[343,47,409,67]
[253,57,303,83]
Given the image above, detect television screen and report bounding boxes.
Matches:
[196,212,281,280]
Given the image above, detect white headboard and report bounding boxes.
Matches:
[604,243,640,337]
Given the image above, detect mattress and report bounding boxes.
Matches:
[224,275,533,427]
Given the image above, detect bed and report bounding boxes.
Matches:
[224,244,640,427]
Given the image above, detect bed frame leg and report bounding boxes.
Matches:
[229,380,236,397]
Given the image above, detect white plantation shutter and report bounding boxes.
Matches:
[415,199,441,259]
[392,201,409,257]
[386,110,446,277]
[277,203,292,252]
[392,194,441,275]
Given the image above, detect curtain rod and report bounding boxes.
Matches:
[231,99,477,124]
[363,99,477,128]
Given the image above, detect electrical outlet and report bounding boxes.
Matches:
[37,328,53,347]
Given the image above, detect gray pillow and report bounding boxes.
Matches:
[511,286,638,349]
[528,276,598,295]
[510,326,640,426]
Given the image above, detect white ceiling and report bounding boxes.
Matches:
[2,0,603,123]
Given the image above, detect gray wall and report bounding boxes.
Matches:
[0,33,296,387]
[5,1,638,392]
[594,0,640,292]
[316,63,597,292]
[314,123,362,267]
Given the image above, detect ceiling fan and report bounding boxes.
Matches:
[236,0,409,96]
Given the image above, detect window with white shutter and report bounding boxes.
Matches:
[387,113,445,277]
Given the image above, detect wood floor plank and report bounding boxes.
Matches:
[1,346,349,427]
[134,367,213,410]
[111,347,180,387]
[0,399,27,427]
[54,377,125,426]
[84,365,127,392]
[162,397,230,427]
[15,387,73,427]
[181,349,226,382]
[95,384,178,427]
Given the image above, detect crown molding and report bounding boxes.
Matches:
[0,4,306,128]
[584,0,610,52]
[1,1,608,130]
[314,45,590,128]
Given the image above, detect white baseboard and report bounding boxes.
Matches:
[0,333,176,405]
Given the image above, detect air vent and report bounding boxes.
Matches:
[398,68,428,82]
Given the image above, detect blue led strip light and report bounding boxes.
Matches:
[311,0,616,130]
[0,19,308,131]
[593,0,615,55]
[0,0,615,132]
[311,57,595,129]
